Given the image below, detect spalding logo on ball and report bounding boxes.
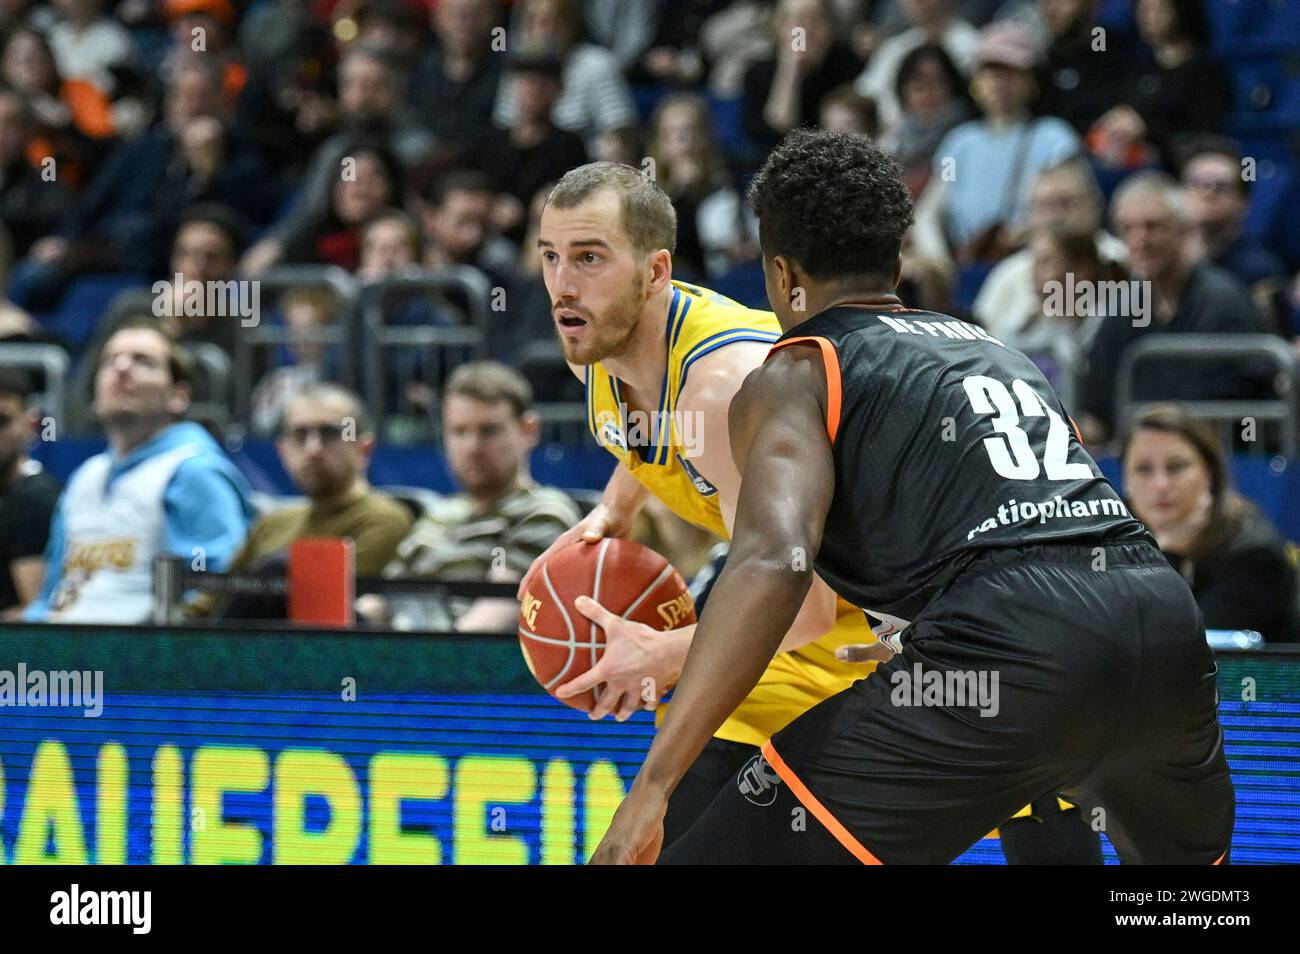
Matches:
[518,538,696,712]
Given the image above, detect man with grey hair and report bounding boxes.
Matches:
[1078,170,1268,444]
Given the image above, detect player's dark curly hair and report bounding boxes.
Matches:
[748,129,914,283]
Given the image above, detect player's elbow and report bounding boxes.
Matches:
[730,544,818,605]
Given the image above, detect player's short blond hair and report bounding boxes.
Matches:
[544,162,677,257]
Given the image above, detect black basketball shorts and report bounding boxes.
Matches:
[659,541,1235,865]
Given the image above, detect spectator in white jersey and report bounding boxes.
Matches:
[25,317,253,623]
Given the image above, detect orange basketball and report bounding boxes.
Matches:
[518,538,696,711]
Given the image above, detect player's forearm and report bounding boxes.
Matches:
[633,553,811,796]
[602,464,650,523]
[663,612,802,683]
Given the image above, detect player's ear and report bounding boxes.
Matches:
[520,410,542,448]
[892,255,903,289]
[646,248,672,295]
[167,382,192,418]
[772,254,793,299]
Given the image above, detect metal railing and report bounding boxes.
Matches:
[187,342,234,436]
[1114,334,1299,456]
[359,266,494,427]
[0,342,70,428]
[232,266,360,424]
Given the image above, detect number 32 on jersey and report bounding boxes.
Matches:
[962,375,1093,481]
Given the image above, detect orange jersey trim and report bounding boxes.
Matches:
[767,336,842,444]
[761,740,882,865]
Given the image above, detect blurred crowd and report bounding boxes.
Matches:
[0,0,1298,636]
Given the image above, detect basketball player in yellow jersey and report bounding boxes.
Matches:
[521,161,1101,863]
[520,162,881,845]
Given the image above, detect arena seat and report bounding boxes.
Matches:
[708,96,753,163]
[378,486,442,524]
[1095,0,1136,32]
[630,82,668,123]
[1207,0,1270,48]
[1227,52,1300,122]
[709,260,768,309]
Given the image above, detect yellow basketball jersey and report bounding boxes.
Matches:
[586,281,881,746]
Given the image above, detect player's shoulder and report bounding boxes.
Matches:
[739,340,829,413]
[676,338,773,419]
[671,282,781,387]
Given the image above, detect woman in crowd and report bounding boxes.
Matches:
[647,93,754,281]
[1122,405,1299,642]
[882,41,971,198]
[910,21,1079,272]
[278,141,403,272]
[1089,0,1231,173]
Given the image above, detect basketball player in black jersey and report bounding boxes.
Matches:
[590,130,1235,865]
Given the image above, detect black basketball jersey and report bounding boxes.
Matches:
[768,305,1151,630]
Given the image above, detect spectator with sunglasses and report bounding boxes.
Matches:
[196,384,411,620]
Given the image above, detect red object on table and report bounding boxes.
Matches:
[289,538,355,627]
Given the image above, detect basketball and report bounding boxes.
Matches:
[518,538,696,711]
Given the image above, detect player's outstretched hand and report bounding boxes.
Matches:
[516,503,628,600]
[589,786,667,865]
[558,596,690,721]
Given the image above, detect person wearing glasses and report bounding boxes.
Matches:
[24,317,253,623]
[203,384,412,618]
[1180,137,1289,323]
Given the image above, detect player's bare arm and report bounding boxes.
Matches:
[517,460,649,597]
[589,344,835,864]
[682,344,837,648]
[517,362,651,601]
[557,343,838,722]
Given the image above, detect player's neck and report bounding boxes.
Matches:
[797,288,904,325]
[599,284,675,401]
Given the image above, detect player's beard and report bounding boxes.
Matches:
[555,273,644,365]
